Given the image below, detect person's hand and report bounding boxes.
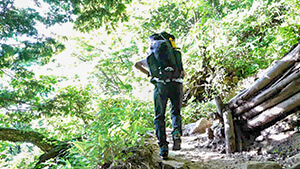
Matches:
[182,70,186,78]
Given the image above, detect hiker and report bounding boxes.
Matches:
[134,32,185,159]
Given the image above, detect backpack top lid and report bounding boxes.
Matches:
[149,32,176,60]
[146,32,183,80]
[149,32,175,42]
[150,40,173,61]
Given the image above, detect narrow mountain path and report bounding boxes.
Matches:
[159,127,300,169]
[163,128,241,169]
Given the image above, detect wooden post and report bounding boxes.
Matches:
[214,96,224,117]
[234,122,243,152]
[223,109,236,154]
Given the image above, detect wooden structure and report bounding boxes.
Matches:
[215,42,300,154]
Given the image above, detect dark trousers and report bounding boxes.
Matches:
[153,82,183,147]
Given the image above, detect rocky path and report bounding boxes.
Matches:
[164,129,238,169]
[158,125,300,169]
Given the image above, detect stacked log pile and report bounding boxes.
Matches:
[215,42,300,154]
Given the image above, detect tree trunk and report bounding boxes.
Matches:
[35,143,71,168]
[0,127,74,167]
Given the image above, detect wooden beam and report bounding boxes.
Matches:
[223,109,236,154]
[234,70,300,116]
[229,43,300,107]
[243,78,300,119]
[214,96,224,117]
[247,92,300,129]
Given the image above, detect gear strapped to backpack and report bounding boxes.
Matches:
[146,32,184,84]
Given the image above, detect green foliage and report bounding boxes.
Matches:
[41,0,133,32]
[74,0,132,32]
[2,0,300,168]
[0,0,66,75]
[0,5,38,38]
[182,0,300,102]
[140,0,214,37]
[64,97,153,168]
[93,45,136,94]
[71,31,139,95]
[182,98,216,123]
[0,142,39,169]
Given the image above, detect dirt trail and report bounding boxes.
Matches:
[166,129,238,169]
[163,127,300,169]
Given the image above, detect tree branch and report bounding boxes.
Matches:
[0,127,56,152]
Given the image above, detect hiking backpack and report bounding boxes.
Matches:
[146,33,183,82]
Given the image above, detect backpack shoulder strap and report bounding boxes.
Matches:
[173,49,183,71]
[147,53,161,77]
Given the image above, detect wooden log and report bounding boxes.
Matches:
[223,109,236,154]
[234,122,243,152]
[234,70,300,116]
[253,108,300,132]
[228,89,247,109]
[268,62,298,88]
[229,43,300,107]
[247,92,300,129]
[240,60,295,99]
[214,96,224,117]
[243,78,300,119]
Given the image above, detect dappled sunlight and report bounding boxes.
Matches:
[248,106,285,127]
[268,132,295,141]
[0,143,41,168]
[1,0,300,168]
[253,105,264,112]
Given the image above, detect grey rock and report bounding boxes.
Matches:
[289,162,300,169]
[286,153,300,167]
[183,118,212,136]
[161,160,186,169]
[238,161,282,169]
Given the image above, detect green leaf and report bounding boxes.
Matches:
[73,142,84,153]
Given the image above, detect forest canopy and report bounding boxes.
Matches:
[0,0,299,168]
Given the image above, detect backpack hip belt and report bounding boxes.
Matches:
[164,66,174,72]
[152,77,183,84]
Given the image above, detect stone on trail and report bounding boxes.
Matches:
[239,161,282,169]
[289,162,300,169]
[286,153,300,167]
[183,118,212,136]
[161,160,186,169]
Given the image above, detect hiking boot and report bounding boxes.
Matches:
[173,139,181,150]
[159,145,168,160]
[172,131,181,151]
